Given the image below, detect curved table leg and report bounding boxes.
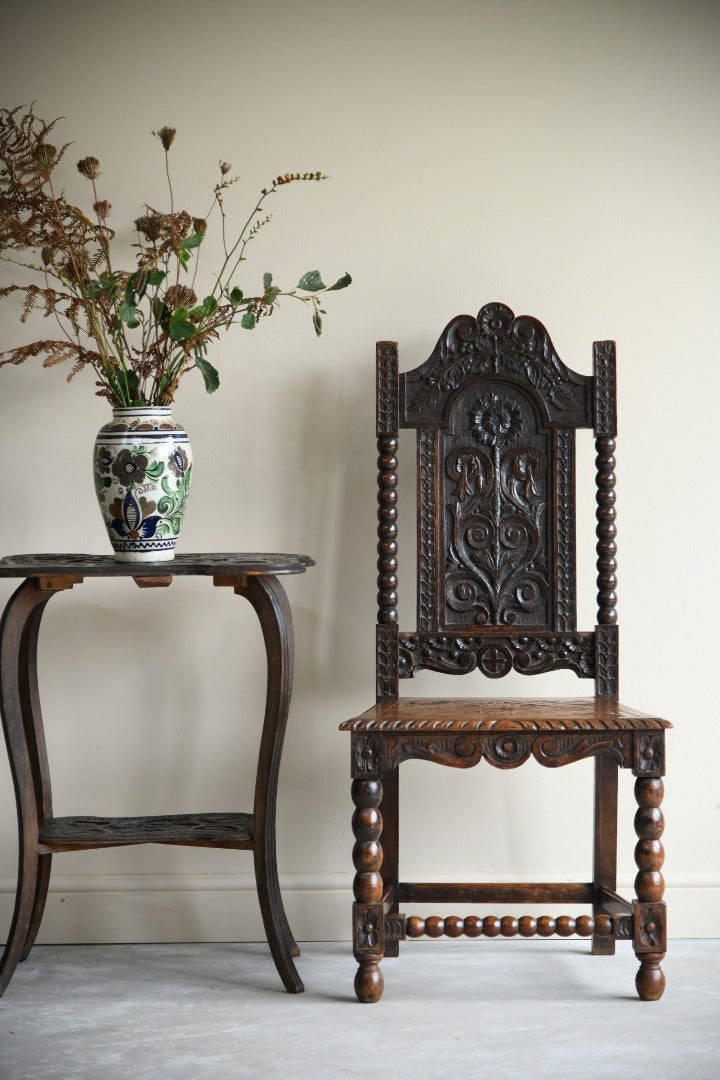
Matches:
[18,601,55,962]
[236,575,304,994]
[0,581,56,996]
[20,855,52,962]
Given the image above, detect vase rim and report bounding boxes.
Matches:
[111,405,172,414]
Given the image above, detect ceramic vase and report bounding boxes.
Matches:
[93,406,192,562]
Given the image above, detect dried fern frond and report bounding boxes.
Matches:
[67,350,99,381]
[0,282,70,322]
[42,341,81,368]
[63,295,89,336]
[0,338,73,367]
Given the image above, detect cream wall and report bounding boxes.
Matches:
[1,0,718,943]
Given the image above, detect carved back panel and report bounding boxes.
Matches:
[374,303,618,699]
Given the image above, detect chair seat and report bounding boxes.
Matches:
[340,697,670,733]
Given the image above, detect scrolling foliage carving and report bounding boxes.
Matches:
[386,731,631,771]
[398,632,595,679]
[404,303,590,424]
[442,384,551,629]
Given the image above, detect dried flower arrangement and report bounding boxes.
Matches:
[0,106,351,406]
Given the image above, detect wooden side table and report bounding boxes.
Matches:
[0,553,314,996]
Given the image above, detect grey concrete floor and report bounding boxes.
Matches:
[0,940,717,1079]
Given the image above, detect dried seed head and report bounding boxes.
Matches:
[134,213,163,241]
[41,246,54,266]
[93,200,111,220]
[192,217,207,234]
[164,284,197,310]
[77,156,100,179]
[33,143,57,170]
[219,161,231,175]
[154,126,176,150]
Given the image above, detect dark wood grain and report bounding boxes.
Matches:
[238,573,304,990]
[342,697,668,732]
[37,813,254,851]
[0,553,314,578]
[342,304,670,1002]
[592,756,619,955]
[398,882,594,904]
[0,557,312,997]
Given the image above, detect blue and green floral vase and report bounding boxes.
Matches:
[93,407,192,562]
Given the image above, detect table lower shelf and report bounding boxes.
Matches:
[37,812,254,852]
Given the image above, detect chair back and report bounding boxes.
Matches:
[375,302,618,701]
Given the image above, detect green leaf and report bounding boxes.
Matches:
[168,317,196,341]
[327,272,352,291]
[153,298,169,326]
[187,296,218,319]
[183,231,204,251]
[229,287,244,305]
[262,285,281,306]
[122,370,141,402]
[263,272,273,290]
[130,271,151,301]
[87,275,120,299]
[313,310,323,336]
[147,269,166,286]
[241,311,256,330]
[195,353,220,393]
[119,301,139,328]
[297,270,325,292]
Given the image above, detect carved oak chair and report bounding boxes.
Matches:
[340,303,670,1003]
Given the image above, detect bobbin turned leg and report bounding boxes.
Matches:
[351,773,384,1003]
[633,775,666,1000]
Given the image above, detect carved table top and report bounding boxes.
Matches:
[0,553,315,578]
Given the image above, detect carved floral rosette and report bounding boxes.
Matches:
[93,406,193,562]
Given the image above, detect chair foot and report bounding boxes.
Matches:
[636,956,665,1000]
[591,936,615,956]
[354,958,384,1002]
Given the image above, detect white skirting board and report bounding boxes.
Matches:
[0,874,716,943]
